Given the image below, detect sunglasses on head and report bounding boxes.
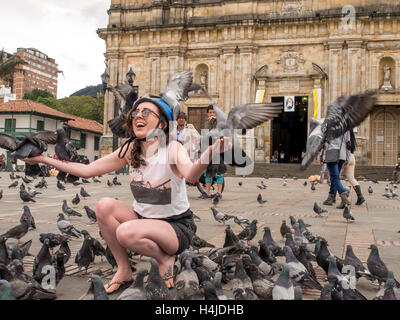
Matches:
[129,108,160,120]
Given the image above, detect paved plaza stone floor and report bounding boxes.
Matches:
[0,171,399,300]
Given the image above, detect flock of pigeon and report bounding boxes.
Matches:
[1,170,399,300]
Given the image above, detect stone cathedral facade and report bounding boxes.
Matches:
[98,0,400,166]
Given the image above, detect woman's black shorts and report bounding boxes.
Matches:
[135,208,197,255]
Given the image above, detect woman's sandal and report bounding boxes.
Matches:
[161,269,175,289]
[105,279,134,294]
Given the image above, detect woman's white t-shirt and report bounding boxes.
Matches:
[129,143,189,219]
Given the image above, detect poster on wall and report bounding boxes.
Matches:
[284,96,295,112]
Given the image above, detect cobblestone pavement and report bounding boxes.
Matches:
[0,171,399,300]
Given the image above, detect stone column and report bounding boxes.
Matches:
[220,46,236,114]
[327,41,344,104]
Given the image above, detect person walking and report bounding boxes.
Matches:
[342,130,365,206]
[322,131,351,208]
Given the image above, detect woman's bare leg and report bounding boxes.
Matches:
[116,219,179,288]
[95,197,138,293]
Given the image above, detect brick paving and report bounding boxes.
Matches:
[0,172,399,300]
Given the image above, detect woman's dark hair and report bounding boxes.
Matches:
[124,106,170,168]
[206,105,214,113]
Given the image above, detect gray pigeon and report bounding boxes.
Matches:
[234,215,251,229]
[8,181,18,188]
[175,258,200,300]
[213,271,228,300]
[62,200,82,217]
[301,91,376,170]
[145,258,170,300]
[0,236,11,265]
[80,187,91,198]
[75,232,95,275]
[84,205,97,223]
[19,189,35,203]
[246,263,274,300]
[343,205,355,222]
[71,193,80,205]
[191,235,215,252]
[368,186,373,194]
[57,213,81,238]
[19,206,36,230]
[313,202,327,217]
[1,219,29,244]
[54,128,80,183]
[0,188,3,200]
[117,269,148,300]
[319,283,333,300]
[32,238,52,283]
[202,281,219,300]
[210,207,234,224]
[344,245,367,278]
[57,180,66,190]
[257,193,267,205]
[81,275,109,300]
[232,258,256,300]
[284,246,322,290]
[366,244,399,288]
[272,264,294,300]
[249,247,274,277]
[0,131,56,177]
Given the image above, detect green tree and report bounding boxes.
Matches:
[56,95,104,124]
[36,96,59,109]
[23,88,54,100]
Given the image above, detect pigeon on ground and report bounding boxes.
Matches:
[233,216,251,229]
[19,206,35,230]
[249,246,274,277]
[19,189,35,203]
[145,258,170,300]
[257,194,267,205]
[57,213,81,238]
[81,275,109,300]
[313,202,327,217]
[311,182,316,191]
[71,193,80,206]
[210,207,234,224]
[117,269,148,300]
[53,237,71,265]
[238,181,242,186]
[202,281,219,300]
[1,219,29,244]
[368,186,373,194]
[343,206,355,222]
[319,283,333,300]
[367,244,400,288]
[8,181,18,188]
[232,258,256,300]
[212,194,220,206]
[316,238,344,275]
[75,232,95,275]
[84,206,97,223]
[343,245,366,279]
[280,220,292,238]
[80,187,91,198]
[258,241,277,264]
[191,235,215,252]
[10,240,33,261]
[62,200,82,218]
[223,225,239,247]
[213,271,228,300]
[22,176,32,184]
[34,178,48,189]
[112,176,122,185]
[32,238,53,283]
[56,180,66,191]
[81,230,105,264]
[261,226,284,256]
[39,233,65,251]
[303,181,307,186]
[246,262,274,300]
[284,246,322,290]
[300,91,376,170]
[175,258,200,300]
[272,264,294,300]
[237,219,258,242]
[107,180,113,187]
[0,131,56,177]
[105,246,117,273]
[81,178,90,184]
[54,128,80,183]
[0,188,2,200]
[92,177,101,183]
[72,181,83,186]
[0,236,11,265]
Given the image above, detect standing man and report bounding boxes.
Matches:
[172,112,201,161]
[201,105,225,199]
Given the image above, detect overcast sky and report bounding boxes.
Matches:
[0,0,110,99]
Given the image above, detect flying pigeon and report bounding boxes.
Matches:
[54,128,80,183]
[0,131,56,177]
[313,202,327,217]
[300,91,376,170]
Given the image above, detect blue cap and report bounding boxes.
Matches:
[132,94,174,121]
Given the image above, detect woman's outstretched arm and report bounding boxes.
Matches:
[169,137,231,183]
[23,147,128,179]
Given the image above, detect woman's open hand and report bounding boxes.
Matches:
[21,155,45,165]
